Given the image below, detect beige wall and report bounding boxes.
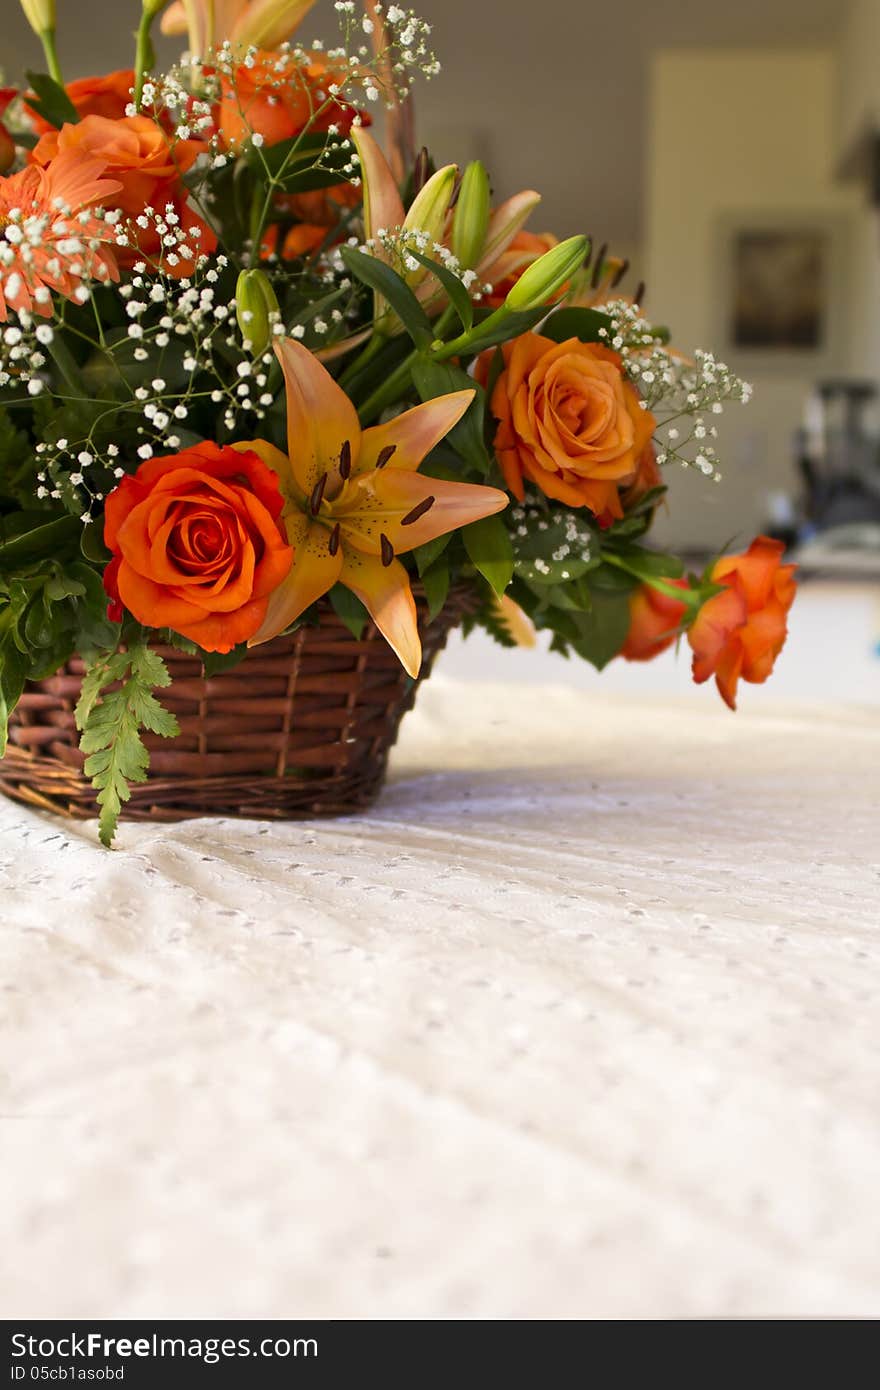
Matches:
[835,0,880,383]
[645,48,863,550]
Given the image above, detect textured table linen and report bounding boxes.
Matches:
[1,679,878,1320]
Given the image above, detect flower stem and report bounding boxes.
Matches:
[133,12,155,109]
[39,29,64,86]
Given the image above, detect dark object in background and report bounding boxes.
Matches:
[795,380,880,531]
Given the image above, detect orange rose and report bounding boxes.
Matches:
[260,221,326,261]
[621,579,689,661]
[481,333,656,520]
[619,442,663,514]
[103,444,294,653]
[688,536,797,709]
[26,69,134,134]
[218,51,358,152]
[32,115,216,276]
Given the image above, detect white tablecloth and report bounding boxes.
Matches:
[1,679,878,1319]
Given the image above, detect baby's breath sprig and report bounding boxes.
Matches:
[597,299,752,482]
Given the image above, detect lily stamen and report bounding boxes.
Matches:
[400,495,435,526]
[375,444,396,468]
[380,534,395,567]
[339,440,352,480]
[328,522,341,556]
[309,471,328,515]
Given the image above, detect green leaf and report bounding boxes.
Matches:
[340,247,434,350]
[0,624,28,757]
[540,307,614,345]
[511,507,597,586]
[604,544,684,582]
[0,515,80,567]
[413,531,452,577]
[329,583,368,640]
[201,645,248,676]
[421,558,450,620]
[462,513,514,596]
[76,642,178,847]
[409,250,473,331]
[568,590,632,670]
[410,358,490,475]
[450,305,547,357]
[24,71,80,130]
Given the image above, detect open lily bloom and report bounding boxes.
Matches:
[235,339,508,677]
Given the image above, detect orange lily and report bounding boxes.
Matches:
[161,0,316,52]
[235,338,508,675]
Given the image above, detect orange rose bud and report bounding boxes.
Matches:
[103,443,294,653]
[480,332,656,520]
[621,579,689,661]
[688,535,797,709]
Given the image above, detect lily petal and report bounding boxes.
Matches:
[230,437,296,495]
[232,0,317,49]
[357,390,475,474]
[351,125,405,243]
[275,337,361,498]
[477,190,542,279]
[248,511,342,645]
[339,547,421,678]
[335,470,508,556]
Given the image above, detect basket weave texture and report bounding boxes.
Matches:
[0,586,475,823]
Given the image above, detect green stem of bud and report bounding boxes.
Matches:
[40,29,63,85]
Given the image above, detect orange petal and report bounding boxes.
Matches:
[274,337,361,498]
[339,547,421,678]
[248,511,342,645]
[334,470,508,556]
[351,125,405,242]
[477,190,542,279]
[357,390,475,474]
[230,437,296,496]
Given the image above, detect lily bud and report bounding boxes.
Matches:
[18,0,55,34]
[451,161,491,271]
[503,234,589,311]
[236,269,280,358]
[402,163,458,259]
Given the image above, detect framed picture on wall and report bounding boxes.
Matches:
[715,211,850,373]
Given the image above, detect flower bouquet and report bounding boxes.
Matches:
[0,0,796,844]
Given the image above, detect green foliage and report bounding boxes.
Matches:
[329,583,368,640]
[409,250,474,332]
[420,556,450,619]
[510,507,597,586]
[75,641,178,848]
[0,409,37,508]
[540,307,613,345]
[410,359,490,475]
[24,71,79,129]
[340,247,434,349]
[446,305,548,358]
[462,513,514,596]
[0,539,118,754]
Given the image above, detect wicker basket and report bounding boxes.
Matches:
[0,586,476,824]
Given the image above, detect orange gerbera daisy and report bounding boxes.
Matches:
[0,151,122,321]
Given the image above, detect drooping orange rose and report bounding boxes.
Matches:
[25,69,134,134]
[32,115,216,276]
[103,444,294,653]
[621,579,689,661]
[481,333,656,520]
[218,51,358,152]
[688,536,797,709]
